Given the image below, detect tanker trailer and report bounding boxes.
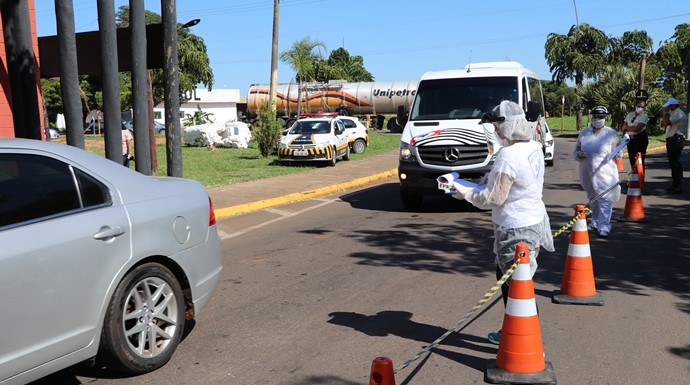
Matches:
[246,80,418,131]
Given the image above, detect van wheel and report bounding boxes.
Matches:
[343,145,351,161]
[352,139,367,154]
[546,159,554,167]
[401,191,423,211]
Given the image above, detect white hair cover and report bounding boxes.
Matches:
[494,100,532,141]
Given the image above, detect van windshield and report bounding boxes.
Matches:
[409,77,518,121]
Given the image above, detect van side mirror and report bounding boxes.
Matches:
[397,105,408,127]
[526,101,541,122]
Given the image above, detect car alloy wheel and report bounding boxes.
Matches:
[352,139,367,154]
[99,263,185,373]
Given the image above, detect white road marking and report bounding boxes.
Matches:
[218,199,338,240]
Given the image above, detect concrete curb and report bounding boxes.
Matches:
[214,168,398,219]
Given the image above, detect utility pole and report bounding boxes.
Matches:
[269,0,279,113]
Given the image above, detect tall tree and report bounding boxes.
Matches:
[544,23,610,131]
[314,48,374,82]
[609,30,654,66]
[279,36,325,116]
[656,23,690,110]
[114,6,214,106]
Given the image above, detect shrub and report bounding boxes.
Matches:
[252,102,283,158]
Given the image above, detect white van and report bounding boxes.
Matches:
[396,61,553,210]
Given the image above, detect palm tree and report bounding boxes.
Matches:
[545,23,610,131]
[279,36,325,117]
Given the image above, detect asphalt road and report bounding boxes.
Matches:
[35,136,690,384]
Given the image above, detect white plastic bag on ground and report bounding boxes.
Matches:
[183,122,252,148]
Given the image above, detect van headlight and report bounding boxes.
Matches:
[400,142,414,161]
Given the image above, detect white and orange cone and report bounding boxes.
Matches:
[635,152,645,193]
[553,205,604,305]
[486,243,557,384]
[622,163,646,221]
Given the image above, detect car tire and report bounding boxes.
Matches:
[98,263,185,374]
[400,190,423,211]
[343,145,351,161]
[329,147,337,167]
[351,139,367,154]
[546,159,554,167]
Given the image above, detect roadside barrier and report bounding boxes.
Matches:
[371,178,626,381]
[635,152,645,193]
[386,207,589,376]
[622,164,645,221]
[486,243,557,384]
[368,357,395,385]
[552,205,604,306]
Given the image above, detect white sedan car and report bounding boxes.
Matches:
[339,116,369,154]
[0,139,222,384]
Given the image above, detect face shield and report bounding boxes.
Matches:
[480,101,531,141]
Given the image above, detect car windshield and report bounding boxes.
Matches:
[288,121,331,134]
[409,76,518,121]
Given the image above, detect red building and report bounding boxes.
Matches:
[0,0,45,139]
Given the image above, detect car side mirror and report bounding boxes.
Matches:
[526,101,541,122]
[397,105,408,127]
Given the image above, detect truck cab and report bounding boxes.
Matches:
[396,62,551,210]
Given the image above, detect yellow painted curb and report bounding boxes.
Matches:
[214,169,398,219]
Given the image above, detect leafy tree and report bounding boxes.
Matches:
[544,23,610,131]
[252,102,282,158]
[656,23,690,109]
[609,30,654,66]
[541,80,576,117]
[279,36,326,116]
[313,48,374,82]
[114,6,214,106]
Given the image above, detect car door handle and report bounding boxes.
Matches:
[93,226,125,240]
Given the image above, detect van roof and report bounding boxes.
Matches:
[419,61,540,81]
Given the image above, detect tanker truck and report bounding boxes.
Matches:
[246,80,418,131]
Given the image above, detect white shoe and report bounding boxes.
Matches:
[587,223,597,231]
[599,230,609,238]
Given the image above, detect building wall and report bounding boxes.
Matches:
[154,88,240,125]
[0,0,45,139]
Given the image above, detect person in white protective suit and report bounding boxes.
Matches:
[451,100,554,345]
[572,106,622,238]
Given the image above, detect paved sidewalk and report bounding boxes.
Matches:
[208,150,399,219]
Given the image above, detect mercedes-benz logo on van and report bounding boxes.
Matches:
[444,147,461,162]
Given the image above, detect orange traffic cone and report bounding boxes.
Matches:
[552,205,604,306]
[486,243,557,384]
[369,357,395,385]
[616,157,624,172]
[622,164,646,221]
[635,152,645,193]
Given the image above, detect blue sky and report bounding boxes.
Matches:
[35,0,689,96]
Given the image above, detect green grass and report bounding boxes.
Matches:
[70,131,401,187]
[546,115,665,146]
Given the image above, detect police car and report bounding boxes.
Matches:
[278,117,351,166]
[339,116,369,154]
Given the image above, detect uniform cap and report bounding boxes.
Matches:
[662,98,680,108]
